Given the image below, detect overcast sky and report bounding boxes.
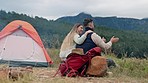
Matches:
[0,0,148,20]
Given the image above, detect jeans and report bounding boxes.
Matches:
[106,58,116,68]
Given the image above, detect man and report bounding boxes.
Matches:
[76,18,119,67]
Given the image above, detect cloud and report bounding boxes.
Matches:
[0,0,148,20]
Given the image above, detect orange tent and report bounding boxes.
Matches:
[0,20,52,67]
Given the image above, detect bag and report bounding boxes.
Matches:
[86,56,107,77]
[55,47,102,77]
[59,53,90,77]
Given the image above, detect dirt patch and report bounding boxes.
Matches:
[32,68,148,83]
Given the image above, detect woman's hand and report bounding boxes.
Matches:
[85,30,93,35]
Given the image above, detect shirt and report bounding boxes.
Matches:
[91,33,112,50]
[59,33,87,59]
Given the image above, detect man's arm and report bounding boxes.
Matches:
[91,33,112,50]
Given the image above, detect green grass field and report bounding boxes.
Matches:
[0,48,148,83]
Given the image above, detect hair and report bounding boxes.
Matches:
[60,23,82,51]
[83,18,93,26]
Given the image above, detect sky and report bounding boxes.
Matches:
[0,0,148,20]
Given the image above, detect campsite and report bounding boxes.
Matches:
[0,11,148,83]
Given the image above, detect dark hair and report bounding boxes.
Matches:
[83,18,93,26]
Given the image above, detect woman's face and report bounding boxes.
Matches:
[76,25,83,34]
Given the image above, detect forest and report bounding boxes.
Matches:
[0,10,148,58]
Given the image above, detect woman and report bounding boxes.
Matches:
[59,23,93,61]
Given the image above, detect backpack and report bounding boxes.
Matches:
[86,56,107,77]
[54,47,102,77]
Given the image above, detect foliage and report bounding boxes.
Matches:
[95,26,148,58]
[46,48,61,67]
[1,10,148,58]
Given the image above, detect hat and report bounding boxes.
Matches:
[71,48,84,55]
[86,56,107,77]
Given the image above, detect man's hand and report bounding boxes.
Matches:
[110,36,119,43]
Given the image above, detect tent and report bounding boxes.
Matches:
[0,20,52,67]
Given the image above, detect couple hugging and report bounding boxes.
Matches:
[58,18,119,77]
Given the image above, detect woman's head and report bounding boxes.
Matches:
[60,23,83,51]
[72,23,83,35]
[76,24,83,35]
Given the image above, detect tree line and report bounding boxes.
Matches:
[0,10,148,58]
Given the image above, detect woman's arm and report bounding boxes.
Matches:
[73,34,86,44]
[74,30,93,44]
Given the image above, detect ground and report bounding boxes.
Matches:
[1,52,148,83]
[0,66,148,83]
[20,67,148,83]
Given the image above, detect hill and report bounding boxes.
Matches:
[56,12,148,31]
[0,10,148,58]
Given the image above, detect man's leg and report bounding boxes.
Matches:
[106,58,116,68]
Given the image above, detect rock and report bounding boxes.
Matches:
[9,66,33,81]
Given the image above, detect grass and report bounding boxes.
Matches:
[47,48,61,67]
[0,49,148,83]
[106,54,148,78]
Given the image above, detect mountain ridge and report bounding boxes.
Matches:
[56,12,148,31]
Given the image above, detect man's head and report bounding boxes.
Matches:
[83,18,94,29]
